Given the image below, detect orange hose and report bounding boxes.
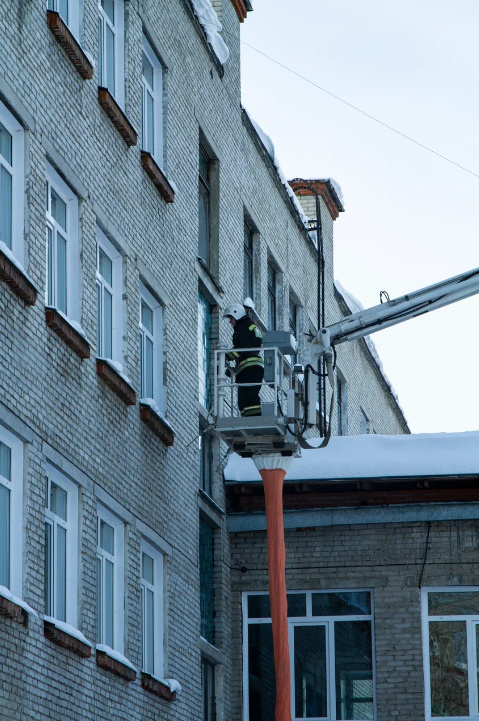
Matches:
[260,468,292,721]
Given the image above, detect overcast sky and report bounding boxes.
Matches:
[240,0,479,434]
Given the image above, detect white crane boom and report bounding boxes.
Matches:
[316,266,479,351]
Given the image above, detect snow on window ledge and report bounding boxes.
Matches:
[189,0,229,65]
[43,616,92,647]
[140,399,176,434]
[97,357,134,389]
[0,585,38,619]
[141,673,181,700]
[96,644,137,680]
[0,241,38,305]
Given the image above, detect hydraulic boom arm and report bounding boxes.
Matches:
[315,266,479,352]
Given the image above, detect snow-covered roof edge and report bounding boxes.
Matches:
[189,0,229,65]
[334,280,408,429]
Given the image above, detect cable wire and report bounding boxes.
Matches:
[237,36,479,181]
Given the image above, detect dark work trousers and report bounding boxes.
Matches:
[237,365,264,416]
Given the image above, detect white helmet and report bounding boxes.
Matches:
[223,303,246,321]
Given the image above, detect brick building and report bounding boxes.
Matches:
[0,0,408,719]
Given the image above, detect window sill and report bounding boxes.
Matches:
[44,618,92,658]
[96,647,137,681]
[45,307,90,359]
[46,11,93,80]
[96,359,136,405]
[139,402,175,447]
[0,594,27,624]
[196,257,224,295]
[0,245,37,306]
[141,673,178,701]
[141,152,175,203]
[98,87,137,147]
[230,0,248,22]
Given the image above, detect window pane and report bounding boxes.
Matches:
[51,482,67,521]
[294,624,327,718]
[56,525,67,622]
[0,166,12,249]
[44,521,52,614]
[99,247,112,285]
[145,337,154,398]
[202,658,215,721]
[0,123,12,165]
[428,591,479,616]
[0,442,11,481]
[51,189,66,230]
[199,147,209,184]
[104,559,114,647]
[146,92,154,156]
[312,592,371,617]
[141,300,153,334]
[146,588,154,673]
[98,16,104,87]
[248,594,271,619]
[96,556,102,643]
[429,621,468,717]
[198,184,209,264]
[102,0,115,24]
[97,283,102,353]
[100,519,114,555]
[56,233,67,314]
[103,289,113,359]
[335,621,373,720]
[106,25,115,95]
[248,623,275,721]
[199,519,214,644]
[0,485,10,588]
[59,0,69,24]
[199,430,212,496]
[198,293,211,408]
[142,52,153,88]
[139,331,144,396]
[142,552,154,584]
[47,227,53,305]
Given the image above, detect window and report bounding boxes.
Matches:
[267,262,276,330]
[0,427,23,597]
[96,228,122,361]
[0,101,24,261]
[45,163,79,319]
[47,0,80,38]
[198,291,212,409]
[198,144,211,265]
[142,36,164,168]
[244,591,374,721]
[422,588,479,719]
[96,506,124,651]
[199,421,213,496]
[199,517,215,645]
[98,0,125,106]
[140,540,164,677]
[44,467,78,625]
[202,657,216,721]
[289,295,298,364]
[360,409,372,435]
[244,220,254,300]
[336,372,348,436]
[139,282,164,410]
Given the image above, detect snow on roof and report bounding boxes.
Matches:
[334,280,405,418]
[190,0,229,65]
[243,108,310,227]
[224,431,479,483]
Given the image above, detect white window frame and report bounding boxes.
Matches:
[242,589,376,721]
[139,281,164,411]
[96,227,122,362]
[0,426,23,598]
[422,586,479,720]
[98,0,125,108]
[141,35,164,168]
[140,539,164,678]
[45,162,79,320]
[44,465,79,626]
[0,101,24,263]
[96,505,125,653]
[47,0,80,39]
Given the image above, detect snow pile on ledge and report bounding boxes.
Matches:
[45,305,90,342]
[98,357,134,388]
[0,585,38,617]
[326,177,344,206]
[140,398,176,434]
[0,241,35,283]
[334,280,403,413]
[165,679,182,694]
[96,644,137,671]
[190,0,229,64]
[43,616,93,646]
[224,431,479,482]
[243,109,310,227]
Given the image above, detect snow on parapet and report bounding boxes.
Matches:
[190,0,229,65]
[224,431,479,482]
[334,280,405,417]
[243,109,310,227]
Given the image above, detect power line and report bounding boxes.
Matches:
[237,36,479,181]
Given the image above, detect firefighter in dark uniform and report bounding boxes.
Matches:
[223,303,264,417]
